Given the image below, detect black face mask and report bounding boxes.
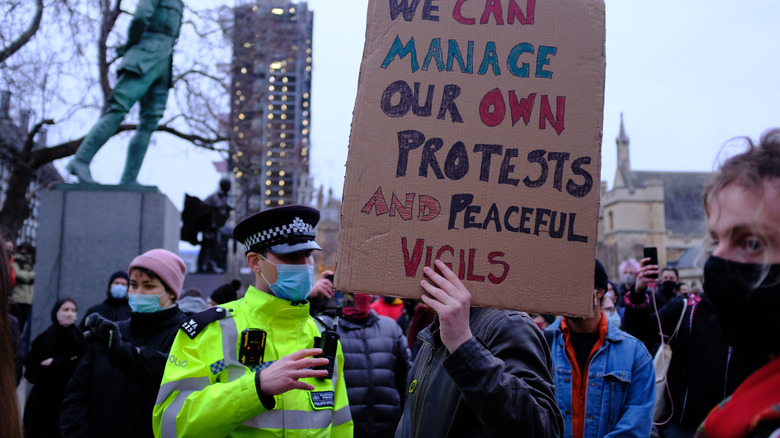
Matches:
[703,255,780,355]
[659,281,678,297]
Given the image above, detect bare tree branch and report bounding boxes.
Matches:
[98,0,124,98]
[0,2,231,241]
[29,124,226,168]
[0,0,43,63]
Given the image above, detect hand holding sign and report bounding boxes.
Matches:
[421,259,474,353]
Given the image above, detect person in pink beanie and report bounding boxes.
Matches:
[125,249,186,312]
[60,249,188,438]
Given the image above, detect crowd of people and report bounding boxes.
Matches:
[1,130,779,437]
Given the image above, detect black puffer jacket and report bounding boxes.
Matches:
[321,310,412,438]
[61,306,186,438]
[396,307,563,438]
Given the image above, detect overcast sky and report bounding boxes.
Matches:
[306,0,780,198]
[58,0,780,213]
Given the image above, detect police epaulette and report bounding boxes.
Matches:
[180,306,229,339]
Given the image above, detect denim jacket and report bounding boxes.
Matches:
[545,316,655,437]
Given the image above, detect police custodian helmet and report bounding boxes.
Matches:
[233,205,322,255]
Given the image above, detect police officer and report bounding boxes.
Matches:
[153,205,353,437]
[66,0,183,185]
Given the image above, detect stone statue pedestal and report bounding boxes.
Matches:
[31,184,179,338]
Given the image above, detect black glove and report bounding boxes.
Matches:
[84,313,122,353]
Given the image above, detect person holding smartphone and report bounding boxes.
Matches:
[153,206,353,437]
[307,270,336,317]
[623,255,767,436]
[621,130,780,436]
[637,248,681,313]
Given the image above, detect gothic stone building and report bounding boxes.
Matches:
[597,117,711,289]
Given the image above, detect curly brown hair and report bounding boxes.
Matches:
[703,128,780,215]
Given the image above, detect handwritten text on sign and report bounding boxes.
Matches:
[339,0,604,317]
[355,0,593,286]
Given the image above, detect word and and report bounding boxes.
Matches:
[395,130,594,198]
[361,188,441,221]
[401,237,510,283]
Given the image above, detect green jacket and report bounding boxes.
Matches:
[118,0,183,77]
[153,286,353,437]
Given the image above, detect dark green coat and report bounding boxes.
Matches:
[118,0,183,78]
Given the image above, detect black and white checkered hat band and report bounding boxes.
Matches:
[243,217,315,248]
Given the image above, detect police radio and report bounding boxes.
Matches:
[239,328,267,367]
[314,307,341,380]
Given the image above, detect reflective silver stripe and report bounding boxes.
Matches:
[219,317,241,368]
[160,388,198,437]
[242,409,337,429]
[156,376,211,405]
[331,405,352,426]
[219,317,247,381]
[160,319,239,437]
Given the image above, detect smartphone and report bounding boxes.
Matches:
[324,273,343,306]
[314,330,339,379]
[643,247,659,279]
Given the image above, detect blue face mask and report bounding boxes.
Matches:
[110,284,128,299]
[260,255,313,302]
[128,292,168,313]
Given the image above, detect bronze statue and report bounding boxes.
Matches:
[66,0,184,185]
[180,178,233,273]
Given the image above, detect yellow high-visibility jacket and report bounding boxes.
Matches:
[153,286,353,437]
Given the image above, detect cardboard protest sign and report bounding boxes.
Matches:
[337,0,605,316]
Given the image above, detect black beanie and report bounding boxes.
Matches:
[210,283,238,305]
[108,270,130,289]
[595,259,609,291]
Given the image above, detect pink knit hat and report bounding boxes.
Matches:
[128,249,186,296]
